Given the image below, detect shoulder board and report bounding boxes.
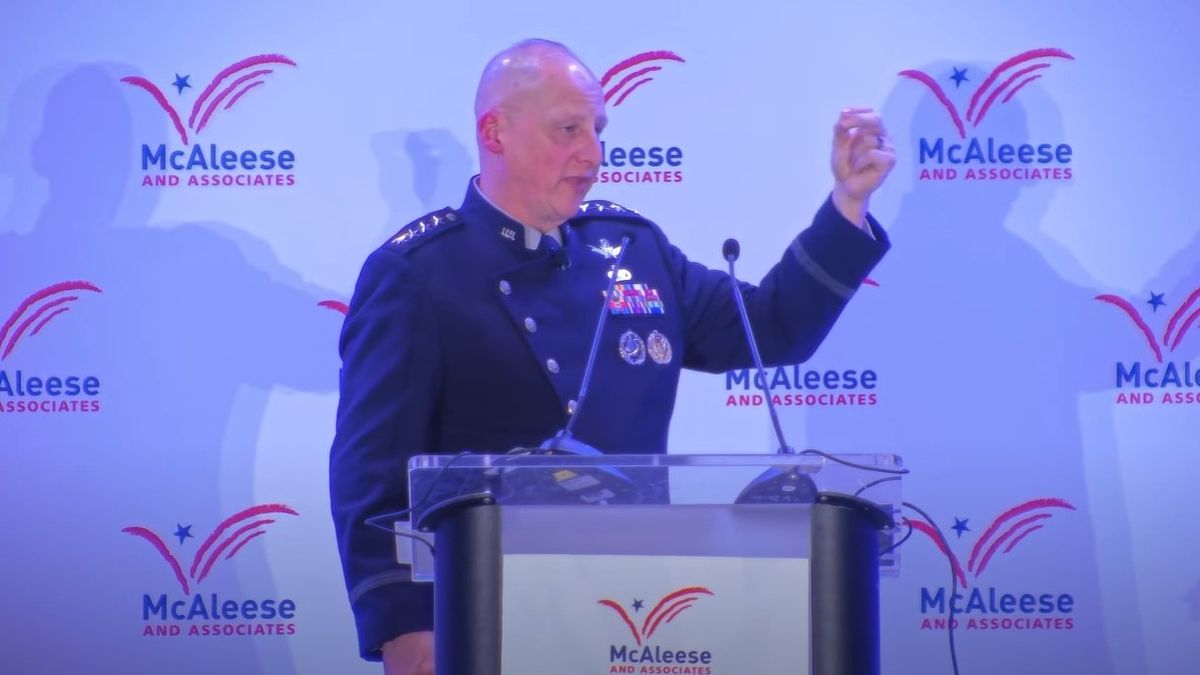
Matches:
[572,200,652,224]
[384,207,462,251]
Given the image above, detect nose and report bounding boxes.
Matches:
[578,127,602,170]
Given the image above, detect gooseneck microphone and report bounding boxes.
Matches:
[724,238,793,455]
[726,238,817,504]
[539,234,633,454]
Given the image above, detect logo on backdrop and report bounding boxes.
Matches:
[1096,286,1200,404]
[124,504,299,637]
[122,54,298,188]
[723,281,881,408]
[723,363,880,408]
[317,300,348,316]
[598,51,686,186]
[899,48,1075,182]
[599,586,716,672]
[909,498,1077,632]
[0,281,103,414]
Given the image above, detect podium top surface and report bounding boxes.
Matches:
[406,452,905,529]
[399,452,907,581]
[409,451,903,471]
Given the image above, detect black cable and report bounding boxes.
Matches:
[799,448,911,475]
[362,450,475,533]
[879,520,913,557]
[902,501,961,675]
[392,530,436,556]
[855,475,908,566]
[853,475,902,497]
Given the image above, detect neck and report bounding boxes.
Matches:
[476,171,559,234]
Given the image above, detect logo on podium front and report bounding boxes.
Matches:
[501,553,806,673]
[599,585,716,672]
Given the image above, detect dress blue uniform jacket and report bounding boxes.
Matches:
[330,180,889,659]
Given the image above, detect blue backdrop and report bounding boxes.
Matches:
[2,2,1197,673]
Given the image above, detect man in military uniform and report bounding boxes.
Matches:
[330,39,894,674]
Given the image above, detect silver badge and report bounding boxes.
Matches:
[589,238,623,259]
[647,330,673,365]
[618,330,646,366]
[501,227,517,241]
[606,267,633,282]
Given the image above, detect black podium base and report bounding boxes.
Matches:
[812,492,893,675]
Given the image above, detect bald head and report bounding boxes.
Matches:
[474,39,599,120]
[473,39,607,232]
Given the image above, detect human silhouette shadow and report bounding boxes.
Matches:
[0,63,341,674]
[1187,579,1200,621]
[795,58,1200,675]
[370,127,471,240]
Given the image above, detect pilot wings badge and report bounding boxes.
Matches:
[588,239,623,260]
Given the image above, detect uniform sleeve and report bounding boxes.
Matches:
[329,246,440,660]
[667,195,890,372]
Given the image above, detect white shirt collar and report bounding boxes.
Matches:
[473,177,562,250]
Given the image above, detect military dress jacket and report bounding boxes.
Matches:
[330,180,889,658]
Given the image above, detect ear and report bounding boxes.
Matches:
[478,111,504,155]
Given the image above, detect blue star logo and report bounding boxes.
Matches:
[632,599,644,612]
[173,524,193,545]
[950,67,969,88]
[172,74,191,95]
[1148,292,1166,312]
[951,517,970,538]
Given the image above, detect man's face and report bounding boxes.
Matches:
[501,65,607,227]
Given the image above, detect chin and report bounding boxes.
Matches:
[556,196,585,217]
[553,204,581,222]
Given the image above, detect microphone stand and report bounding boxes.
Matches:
[723,238,816,504]
[540,235,631,454]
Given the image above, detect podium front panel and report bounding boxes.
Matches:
[499,504,810,673]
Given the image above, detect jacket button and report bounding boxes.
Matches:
[498,280,512,295]
[566,399,578,415]
[546,358,560,374]
[524,317,538,333]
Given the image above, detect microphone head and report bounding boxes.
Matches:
[553,246,571,270]
[545,237,571,269]
[722,238,741,262]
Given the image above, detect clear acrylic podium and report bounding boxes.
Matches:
[404,452,902,675]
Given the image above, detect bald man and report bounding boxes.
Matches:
[330,39,894,674]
